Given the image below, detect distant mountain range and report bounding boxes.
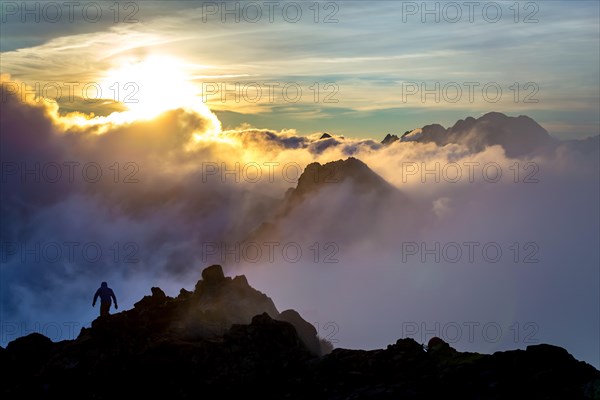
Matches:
[2,265,598,398]
[242,110,599,247]
[380,112,596,158]
[401,112,555,157]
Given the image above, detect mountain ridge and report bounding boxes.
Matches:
[396,112,557,157]
[1,264,598,399]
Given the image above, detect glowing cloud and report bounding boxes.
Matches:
[101,56,192,116]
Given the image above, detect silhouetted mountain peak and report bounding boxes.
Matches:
[291,157,394,200]
[247,157,407,243]
[402,113,555,157]
[480,111,508,121]
[381,133,399,145]
[449,116,477,133]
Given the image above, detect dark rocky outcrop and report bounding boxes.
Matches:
[381,133,399,145]
[113,265,317,348]
[1,266,598,399]
[400,112,557,157]
[278,309,322,356]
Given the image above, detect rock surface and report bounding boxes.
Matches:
[1,265,598,399]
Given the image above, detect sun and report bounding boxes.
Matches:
[58,54,222,137]
[100,55,200,120]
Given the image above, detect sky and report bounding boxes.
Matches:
[0,1,599,369]
[1,1,599,138]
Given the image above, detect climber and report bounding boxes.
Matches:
[92,282,118,317]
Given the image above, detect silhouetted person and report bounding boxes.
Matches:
[92,282,118,317]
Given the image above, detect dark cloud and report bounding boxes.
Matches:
[1,82,598,369]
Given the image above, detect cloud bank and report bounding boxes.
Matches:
[0,79,598,368]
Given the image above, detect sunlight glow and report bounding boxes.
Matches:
[101,55,199,119]
[53,55,223,137]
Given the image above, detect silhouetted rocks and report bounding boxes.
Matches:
[278,309,322,356]
[401,112,557,157]
[133,286,168,310]
[1,266,598,399]
[201,263,226,283]
[381,133,399,145]
[4,332,54,375]
[319,132,332,139]
[427,336,457,358]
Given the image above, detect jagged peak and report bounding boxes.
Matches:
[381,133,399,145]
[293,157,394,197]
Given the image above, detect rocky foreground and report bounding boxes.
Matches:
[1,265,599,399]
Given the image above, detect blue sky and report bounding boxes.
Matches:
[1,1,599,139]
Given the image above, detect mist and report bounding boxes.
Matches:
[1,79,598,369]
